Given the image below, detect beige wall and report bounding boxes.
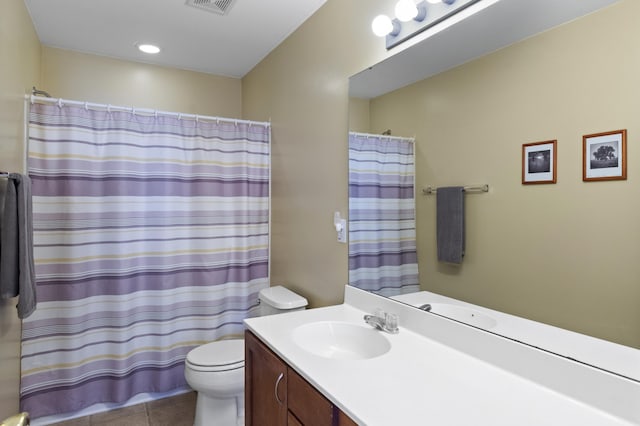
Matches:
[347,98,370,134]
[369,0,640,348]
[0,0,41,418]
[242,0,389,307]
[41,47,242,118]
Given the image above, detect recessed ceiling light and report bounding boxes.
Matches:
[137,43,161,54]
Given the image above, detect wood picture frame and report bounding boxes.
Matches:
[583,129,627,182]
[522,140,557,185]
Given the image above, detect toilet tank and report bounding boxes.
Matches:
[258,286,308,316]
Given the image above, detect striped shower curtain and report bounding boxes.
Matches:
[21,101,270,418]
[348,132,419,297]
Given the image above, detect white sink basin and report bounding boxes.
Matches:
[427,303,497,330]
[292,321,391,360]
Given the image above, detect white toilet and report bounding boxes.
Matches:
[184,286,308,426]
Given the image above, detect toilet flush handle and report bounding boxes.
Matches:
[274,372,284,405]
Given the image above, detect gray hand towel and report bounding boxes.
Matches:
[436,186,465,264]
[0,173,36,318]
[0,178,19,299]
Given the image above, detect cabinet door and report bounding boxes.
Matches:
[245,330,288,426]
[287,367,335,426]
[287,412,304,426]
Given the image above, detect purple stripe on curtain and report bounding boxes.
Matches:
[36,248,269,272]
[33,211,269,223]
[349,251,418,269]
[23,295,258,332]
[23,320,247,358]
[29,137,271,154]
[22,313,254,346]
[349,241,417,253]
[30,159,269,177]
[350,280,420,294]
[35,233,269,248]
[21,363,187,418]
[349,184,414,199]
[34,263,269,301]
[30,176,268,197]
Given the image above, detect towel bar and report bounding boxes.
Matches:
[423,184,489,195]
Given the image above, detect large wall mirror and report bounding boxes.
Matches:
[348,0,639,381]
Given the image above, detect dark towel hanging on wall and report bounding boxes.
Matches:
[436,186,465,264]
[0,173,36,318]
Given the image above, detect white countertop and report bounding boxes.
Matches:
[244,286,640,426]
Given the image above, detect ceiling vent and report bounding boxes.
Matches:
[185,0,237,15]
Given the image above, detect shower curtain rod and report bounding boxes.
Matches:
[349,131,415,142]
[27,95,271,128]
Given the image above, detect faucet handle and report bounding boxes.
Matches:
[385,313,399,333]
[365,309,399,333]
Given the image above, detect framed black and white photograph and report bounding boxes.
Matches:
[583,129,627,181]
[522,140,557,184]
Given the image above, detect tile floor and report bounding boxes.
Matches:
[49,392,196,426]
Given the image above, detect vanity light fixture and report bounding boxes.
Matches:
[372,0,484,49]
[395,0,423,22]
[136,43,161,54]
[371,14,400,37]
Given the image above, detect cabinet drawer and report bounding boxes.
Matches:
[287,367,334,426]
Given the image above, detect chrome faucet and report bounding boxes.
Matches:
[364,309,399,334]
[418,303,432,312]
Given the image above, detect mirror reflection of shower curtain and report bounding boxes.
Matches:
[21,101,270,419]
[348,132,419,297]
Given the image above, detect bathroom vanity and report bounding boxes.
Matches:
[244,286,640,425]
[245,330,357,426]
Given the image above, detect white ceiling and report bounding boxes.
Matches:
[23,0,327,78]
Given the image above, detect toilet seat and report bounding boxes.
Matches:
[186,339,244,372]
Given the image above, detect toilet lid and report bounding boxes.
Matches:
[186,339,244,370]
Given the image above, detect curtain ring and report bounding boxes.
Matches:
[107,104,112,113]
[57,98,63,108]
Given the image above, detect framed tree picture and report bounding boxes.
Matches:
[522,140,557,184]
[583,129,627,181]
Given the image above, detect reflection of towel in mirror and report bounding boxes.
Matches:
[436,187,465,264]
[0,174,36,318]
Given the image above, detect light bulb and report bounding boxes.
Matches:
[137,44,160,54]
[371,14,394,37]
[395,0,418,22]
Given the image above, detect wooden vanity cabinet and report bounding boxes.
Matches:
[245,330,358,426]
[245,329,288,425]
